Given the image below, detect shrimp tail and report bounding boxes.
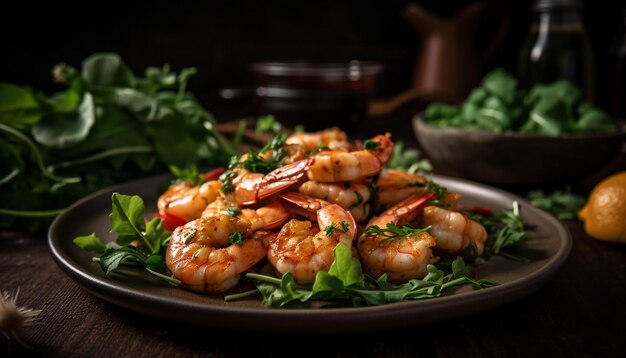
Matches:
[254,201,293,229]
[372,192,436,226]
[237,158,314,206]
[369,133,394,164]
[279,191,328,221]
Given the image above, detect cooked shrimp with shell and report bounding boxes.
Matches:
[155,127,493,294]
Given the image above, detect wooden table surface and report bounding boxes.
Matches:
[2,112,626,357]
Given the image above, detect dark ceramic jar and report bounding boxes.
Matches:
[251,61,383,130]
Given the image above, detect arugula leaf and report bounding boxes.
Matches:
[385,141,432,174]
[169,165,206,186]
[74,193,179,285]
[144,216,170,254]
[491,201,525,255]
[110,193,147,247]
[98,246,180,285]
[236,243,497,307]
[255,115,281,134]
[73,233,107,254]
[100,246,145,275]
[325,243,364,287]
[527,187,585,220]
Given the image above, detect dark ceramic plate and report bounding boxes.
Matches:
[48,174,571,333]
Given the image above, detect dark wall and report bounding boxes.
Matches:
[1,0,623,112]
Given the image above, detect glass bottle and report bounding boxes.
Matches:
[518,0,595,100]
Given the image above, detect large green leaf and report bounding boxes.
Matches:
[110,193,146,245]
[482,69,517,105]
[32,92,96,148]
[0,140,23,185]
[0,83,42,129]
[82,53,136,88]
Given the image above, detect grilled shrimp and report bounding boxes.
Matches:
[422,206,488,255]
[286,127,350,152]
[202,197,292,232]
[227,158,314,206]
[157,180,222,222]
[166,214,268,292]
[267,192,357,283]
[306,134,393,182]
[377,170,429,208]
[298,180,372,222]
[358,193,437,281]
[376,169,461,209]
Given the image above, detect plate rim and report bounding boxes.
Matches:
[48,173,572,332]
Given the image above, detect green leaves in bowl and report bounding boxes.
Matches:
[425,69,617,136]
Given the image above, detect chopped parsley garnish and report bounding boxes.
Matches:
[241,150,276,174]
[324,221,350,236]
[183,229,196,244]
[169,165,206,186]
[235,133,288,174]
[363,139,380,151]
[255,115,282,134]
[491,201,525,255]
[347,191,364,211]
[219,170,238,194]
[229,231,246,245]
[224,206,241,217]
[527,187,585,220]
[307,145,329,156]
[385,140,432,174]
[364,223,431,243]
[427,180,447,206]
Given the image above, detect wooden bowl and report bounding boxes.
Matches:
[413,113,626,186]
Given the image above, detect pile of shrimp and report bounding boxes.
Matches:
[158,128,488,293]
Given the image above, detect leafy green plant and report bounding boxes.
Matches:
[226,243,496,307]
[73,193,179,285]
[425,69,616,135]
[385,140,432,174]
[0,53,236,230]
[527,187,586,220]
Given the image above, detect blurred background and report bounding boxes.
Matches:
[1,0,624,123]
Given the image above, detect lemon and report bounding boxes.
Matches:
[578,171,626,243]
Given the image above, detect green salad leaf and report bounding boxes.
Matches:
[0,53,237,231]
[73,192,179,285]
[527,187,586,220]
[228,243,497,307]
[425,69,616,135]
